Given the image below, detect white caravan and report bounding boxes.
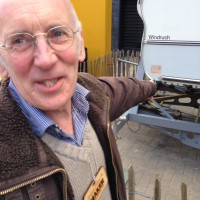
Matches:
[116,0,200,149]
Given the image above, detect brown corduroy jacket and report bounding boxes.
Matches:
[0,73,156,200]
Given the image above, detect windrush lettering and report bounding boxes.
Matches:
[148,35,170,40]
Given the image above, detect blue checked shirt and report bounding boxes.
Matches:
[8,80,90,146]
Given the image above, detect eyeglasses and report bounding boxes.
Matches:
[0,25,79,57]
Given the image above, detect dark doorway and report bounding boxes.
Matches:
[119,0,143,51]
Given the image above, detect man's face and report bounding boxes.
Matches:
[0,0,85,112]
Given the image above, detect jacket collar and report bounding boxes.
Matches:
[0,79,63,180]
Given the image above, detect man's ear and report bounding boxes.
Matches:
[78,30,86,62]
[0,65,9,79]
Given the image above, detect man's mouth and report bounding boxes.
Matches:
[41,79,58,87]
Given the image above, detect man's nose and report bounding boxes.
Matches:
[33,37,57,70]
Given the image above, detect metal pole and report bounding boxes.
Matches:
[154,176,161,200]
[181,183,187,200]
[128,165,135,200]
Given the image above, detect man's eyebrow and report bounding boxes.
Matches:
[45,23,70,30]
[5,29,31,36]
[4,22,70,36]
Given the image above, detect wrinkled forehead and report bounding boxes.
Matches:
[0,0,74,35]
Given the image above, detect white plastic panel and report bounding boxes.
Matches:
[137,0,200,84]
[142,44,200,82]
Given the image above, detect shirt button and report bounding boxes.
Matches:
[55,127,60,133]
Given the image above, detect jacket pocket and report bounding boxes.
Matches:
[0,166,67,200]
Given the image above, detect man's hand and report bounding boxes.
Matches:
[148,79,156,100]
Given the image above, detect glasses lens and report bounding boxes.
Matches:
[3,26,77,57]
[47,26,75,51]
[5,33,34,57]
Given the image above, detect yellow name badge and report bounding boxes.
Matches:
[84,166,108,200]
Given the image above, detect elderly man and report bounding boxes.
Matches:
[0,0,157,199]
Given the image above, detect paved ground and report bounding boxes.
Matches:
[116,121,200,200]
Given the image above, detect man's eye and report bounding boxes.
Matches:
[10,35,29,46]
[6,34,33,51]
[53,30,67,37]
[49,29,72,44]
[13,38,25,44]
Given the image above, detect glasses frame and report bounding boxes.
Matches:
[0,25,79,57]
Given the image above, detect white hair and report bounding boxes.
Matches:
[0,51,8,71]
[66,0,82,48]
[67,0,82,29]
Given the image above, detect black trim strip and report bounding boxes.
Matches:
[145,40,200,46]
[161,76,200,84]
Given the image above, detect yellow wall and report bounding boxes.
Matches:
[71,0,112,60]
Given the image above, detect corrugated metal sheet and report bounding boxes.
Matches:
[119,0,143,50]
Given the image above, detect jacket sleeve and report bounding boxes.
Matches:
[98,76,157,121]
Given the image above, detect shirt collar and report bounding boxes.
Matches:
[8,79,90,137]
